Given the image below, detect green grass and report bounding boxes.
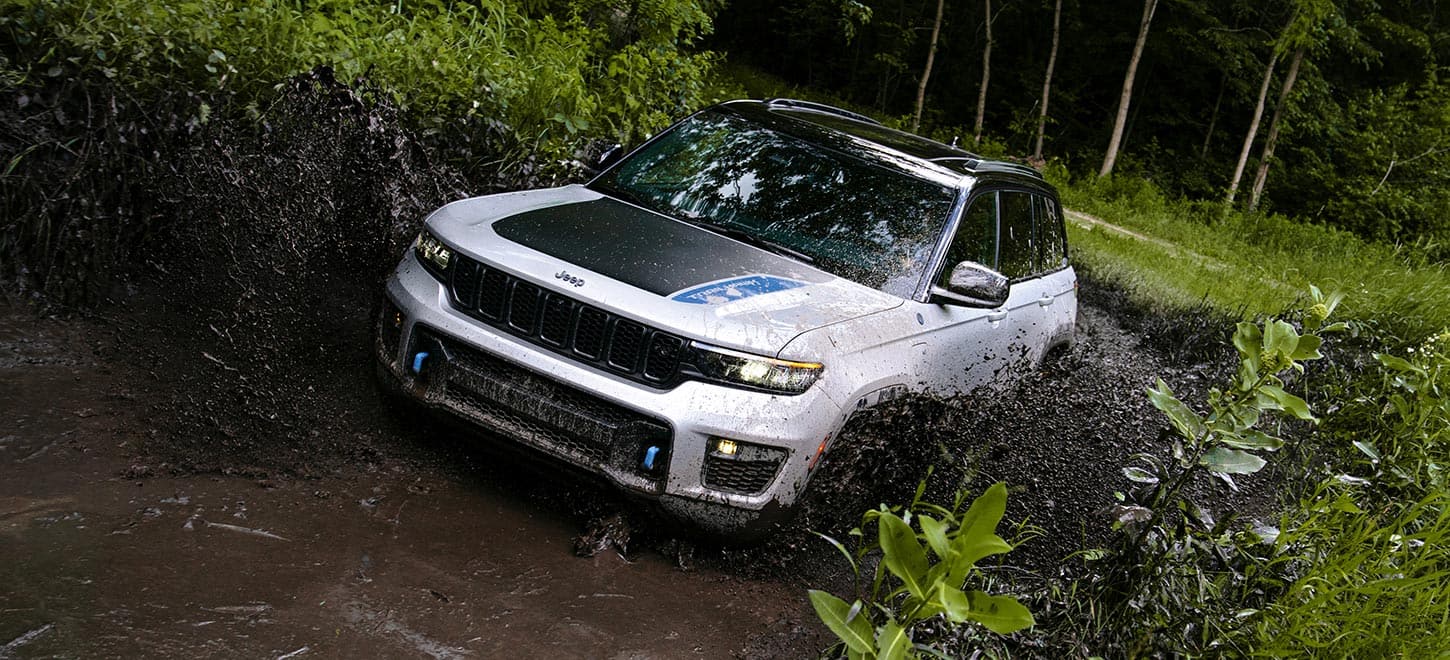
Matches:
[1053,170,1450,342]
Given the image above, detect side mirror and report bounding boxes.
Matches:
[930,261,1009,308]
[584,143,625,177]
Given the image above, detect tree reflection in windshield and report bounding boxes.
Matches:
[591,110,957,298]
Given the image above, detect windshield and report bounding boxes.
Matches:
[590,109,959,298]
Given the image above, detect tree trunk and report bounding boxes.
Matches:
[974,0,994,145]
[1226,50,1279,206]
[912,0,946,133]
[1032,0,1062,161]
[1099,0,1159,178]
[1249,47,1305,211]
[1201,74,1227,159]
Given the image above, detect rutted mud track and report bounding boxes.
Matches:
[2,73,1285,656]
[0,279,1280,657]
[0,313,822,658]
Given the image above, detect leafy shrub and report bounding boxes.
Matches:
[810,481,1033,659]
[0,0,717,163]
[1065,289,1336,655]
[1232,330,1450,654]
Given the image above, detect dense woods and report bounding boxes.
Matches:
[711,0,1450,250]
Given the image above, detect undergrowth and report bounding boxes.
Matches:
[1052,167,1450,344]
[0,0,715,157]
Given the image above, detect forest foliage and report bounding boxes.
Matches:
[712,0,1450,253]
[0,0,717,163]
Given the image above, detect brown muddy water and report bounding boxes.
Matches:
[0,312,823,658]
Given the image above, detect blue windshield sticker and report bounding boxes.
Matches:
[670,275,807,305]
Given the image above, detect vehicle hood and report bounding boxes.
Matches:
[424,185,904,358]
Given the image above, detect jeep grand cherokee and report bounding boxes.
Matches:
[376,99,1077,536]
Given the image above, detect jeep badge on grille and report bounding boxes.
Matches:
[555,271,585,287]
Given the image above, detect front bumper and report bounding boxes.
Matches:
[378,253,845,532]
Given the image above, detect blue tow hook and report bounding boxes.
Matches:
[643,446,661,470]
[411,351,430,374]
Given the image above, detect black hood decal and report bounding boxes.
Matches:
[492,197,830,296]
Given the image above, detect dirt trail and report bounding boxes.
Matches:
[0,311,822,658]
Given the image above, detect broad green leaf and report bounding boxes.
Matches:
[917,514,951,559]
[1253,389,1285,411]
[939,584,972,623]
[808,590,875,655]
[1220,429,1284,451]
[1147,379,1206,440]
[1290,334,1323,361]
[876,619,911,660]
[1201,447,1267,474]
[1266,319,1301,357]
[946,484,1011,587]
[1330,494,1364,514]
[879,512,929,599]
[1122,466,1159,483]
[1261,384,1315,421]
[1233,322,1263,360]
[1374,353,1423,375]
[1216,402,1262,432]
[957,482,1008,542]
[1237,358,1260,391]
[958,533,1013,568]
[965,591,1036,634]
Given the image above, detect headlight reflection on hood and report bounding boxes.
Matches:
[691,342,823,394]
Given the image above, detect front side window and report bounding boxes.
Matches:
[590,110,958,298]
[938,192,998,287]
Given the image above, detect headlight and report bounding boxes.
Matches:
[692,342,823,394]
[414,230,453,278]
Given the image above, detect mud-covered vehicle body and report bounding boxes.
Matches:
[377,99,1077,536]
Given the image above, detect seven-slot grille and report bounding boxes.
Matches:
[448,254,687,388]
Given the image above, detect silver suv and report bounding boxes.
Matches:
[377,99,1077,536]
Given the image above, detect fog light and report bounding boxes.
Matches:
[714,438,738,456]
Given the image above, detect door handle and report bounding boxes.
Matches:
[1038,295,1054,307]
[987,310,1008,322]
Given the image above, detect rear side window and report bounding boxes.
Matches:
[997,191,1035,280]
[1035,195,1066,271]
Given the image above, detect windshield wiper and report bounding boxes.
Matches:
[686,219,816,264]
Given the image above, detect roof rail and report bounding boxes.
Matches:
[929,156,1044,180]
[763,98,882,126]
